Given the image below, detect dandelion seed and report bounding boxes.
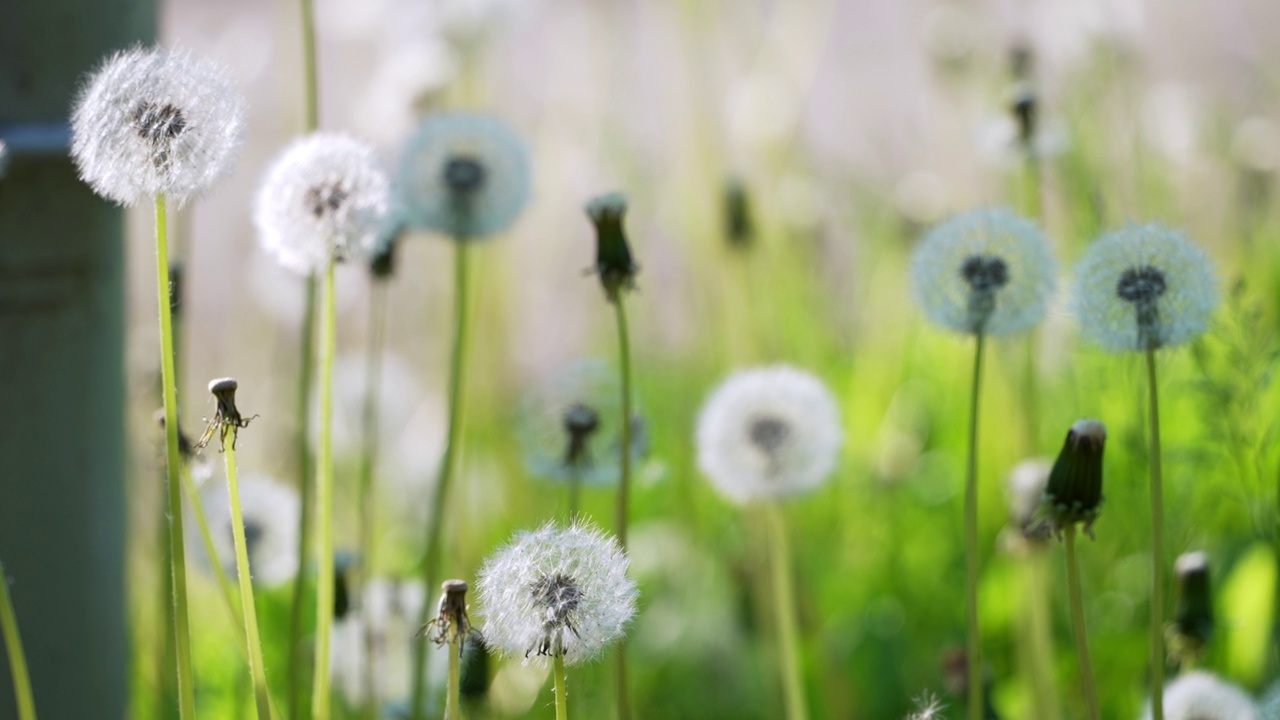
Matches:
[70,46,245,205]
[906,691,947,720]
[911,208,1057,335]
[696,366,842,504]
[1072,224,1219,351]
[193,474,300,587]
[396,112,530,239]
[255,132,390,275]
[476,522,637,667]
[1140,671,1259,720]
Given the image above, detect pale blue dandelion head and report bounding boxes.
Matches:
[910,208,1057,336]
[1072,224,1219,352]
[70,46,246,205]
[396,112,530,240]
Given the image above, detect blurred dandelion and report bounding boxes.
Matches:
[1169,551,1214,669]
[1139,671,1259,720]
[1004,458,1060,717]
[331,578,428,708]
[194,474,301,589]
[1006,459,1052,542]
[255,132,391,275]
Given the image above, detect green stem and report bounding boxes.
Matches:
[1064,527,1100,720]
[358,281,388,720]
[156,194,198,720]
[181,463,244,637]
[965,333,986,720]
[567,474,581,521]
[226,440,275,719]
[446,638,461,720]
[1145,348,1165,720]
[1024,552,1060,720]
[411,242,472,720]
[311,261,338,720]
[612,294,634,720]
[0,558,36,720]
[299,0,319,132]
[553,654,569,720]
[287,274,316,720]
[765,503,809,720]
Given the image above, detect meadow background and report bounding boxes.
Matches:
[107,0,1280,717]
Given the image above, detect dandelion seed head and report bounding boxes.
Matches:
[1006,458,1051,538]
[476,522,637,667]
[696,366,842,504]
[255,132,390,275]
[70,46,246,205]
[396,112,530,239]
[1073,224,1219,352]
[1140,671,1259,720]
[193,473,300,587]
[911,208,1057,336]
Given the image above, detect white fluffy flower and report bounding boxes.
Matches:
[396,112,530,239]
[696,366,842,504]
[192,473,300,587]
[476,522,637,667]
[1140,671,1259,720]
[911,208,1057,336]
[70,46,245,205]
[255,133,390,275]
[1072,224,1219,352]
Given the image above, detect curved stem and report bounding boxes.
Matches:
[1146,348,1166,720]
[156,194,197,720]
[965,333,987,720]
[311,262,338,720]
[765,504,809,720]
[1064,527,1100,720]
[358,281,389,720]
[226,440,275,719]
[445,639,461,720]
[0,558,36,720]
[612,295,634,720]
[553,654,569,720]
[411,242,472,720]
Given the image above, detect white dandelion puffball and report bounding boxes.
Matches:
[476,522,637,667]
[193,473,300,587]
[255,133,391,275]
[71,46,246,205]
[396,112,531,239]
[1072,224,1219,352]
[911,208,1057,336]
[1140,671,1259,720]
[696,366,842,504]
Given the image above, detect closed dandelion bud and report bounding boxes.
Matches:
[70,46,246,205]
[585,192,639,301]
[369,213,406,280]
[1140,671,1259,720]
[1170,551,1214,660]
[724,179,755,249]
[1009,81,1038,150]
[1043,419,1106,538]
[459,635,490,701]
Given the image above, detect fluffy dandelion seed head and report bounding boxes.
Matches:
[254,132,390,276]
[193,473,300,587]
[1072,224,1219,352]
[476,522,637,667]
[70,46,246,205]
[396,112,531,239]
[1141,671,1259,720]
[911,208,1057,336]
[696,366,842,504]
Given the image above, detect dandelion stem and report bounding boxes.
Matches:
[155,193,198,720]
[1023,551,1060,720]
[311,261,338,720]
[358,280,389,720]
[445,638,461,720]
[411,241,473,720]
[225,439,275,719]
[553,654,569,720]
[0,557,36,720]
[612,294,634,720]
[1064,526,1100,720]
[299,0,320,132]
[765,503,809,720]
[287,273,316,720]
[181,464,244,636]
[964,332,986,720]
[1145,348,1166,720]
[567,469,582,521]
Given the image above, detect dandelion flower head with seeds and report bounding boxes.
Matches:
[1140,671,1259,720]
[192,473,300,587]
[255,132,391,276]
[396,112,531,239]
[696,366,842,505]
[71,46,246,205]
[910,208,1057,336]
[1072,224,1218,352]
[476,522,637,667]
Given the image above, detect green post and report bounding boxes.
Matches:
[0,2,155,719]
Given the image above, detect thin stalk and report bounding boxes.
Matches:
[358,281,389,720]
[181,464,244,636]
[225,440,274,719]
[299,0,320,132]
[311,262,338,720]
[1024,552,1060,720]
[964,333,987,720]
[0,557,36,720]
[445,639,461,720]
[567,472,582,521]
[1064,527,1100,720]
[155,194,197,720]
[1145,348,1166,720]
[764,503,808,720]
[612,295,635,720]
[410,242,473,720]
[553,654,569,720]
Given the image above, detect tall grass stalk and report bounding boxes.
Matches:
[765,504,808,720]
[964,333,987,720]
[1064,527,1100,720]
[1145,348,1166,720]
[0,557,36,720]
[311,262,338,720]
[224,439,274,719]
[612,294,635,720]
[358,280,389,720]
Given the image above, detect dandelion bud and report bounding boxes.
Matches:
[1009,82,1038,150]
[459,636,491,700]
[724,179,755,249]
[333,551,360,621]
[369,214,406,280]
[1043,419,1106,538]
[585,192,639,302]
[1170,551,1213,662]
